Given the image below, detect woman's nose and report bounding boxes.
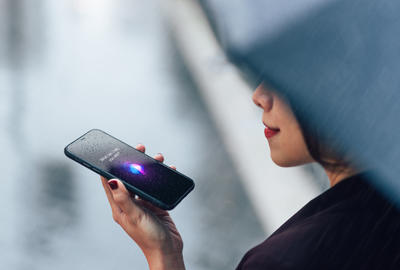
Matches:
[253,85,273,112]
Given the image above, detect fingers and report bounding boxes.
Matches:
[107,179,137,217]
[102,177,146,227]
[136,197,169,216]
[155,154,176,170]
[154,153,164,163]
[101,176,121,214]
[137,144,176,170]
[135,144,145,152]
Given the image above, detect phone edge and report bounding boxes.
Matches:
[64,129,195,210]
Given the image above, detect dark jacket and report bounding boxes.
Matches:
[236,171,400,269]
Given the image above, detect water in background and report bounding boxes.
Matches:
[0,0,264,269]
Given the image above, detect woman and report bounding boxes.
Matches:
[100,84,400,269]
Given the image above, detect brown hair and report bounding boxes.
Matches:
[283,92,354,174]
[299,118,352,172]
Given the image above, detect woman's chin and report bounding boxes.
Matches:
[272,160,295,167]
[271,154,309,167]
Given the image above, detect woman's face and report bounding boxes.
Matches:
[253,84,314,167]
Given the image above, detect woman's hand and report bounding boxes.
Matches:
[101,144,185,270]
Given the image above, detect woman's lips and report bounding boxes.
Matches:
[264,126,280,139]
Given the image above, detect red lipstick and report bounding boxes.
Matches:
[264,127,280,139]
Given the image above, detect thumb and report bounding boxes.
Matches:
[108,179,137,216]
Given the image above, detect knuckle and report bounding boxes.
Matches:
[112,213,120,224]
[113,192,126,204]
[128,211,144,227]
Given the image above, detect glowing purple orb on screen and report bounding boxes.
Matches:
[129,163,145,175]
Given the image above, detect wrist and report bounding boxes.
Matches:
[145,249,185,270]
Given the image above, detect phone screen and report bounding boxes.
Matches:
[65,129,194,209]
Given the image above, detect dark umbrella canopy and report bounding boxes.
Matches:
[199,0,400,204]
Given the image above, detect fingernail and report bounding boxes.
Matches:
[108,180,118,190]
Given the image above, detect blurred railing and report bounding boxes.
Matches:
[162,0,326,233]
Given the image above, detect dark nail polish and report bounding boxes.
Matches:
[108,180,118,190]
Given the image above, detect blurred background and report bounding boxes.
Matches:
[0,0,328,269]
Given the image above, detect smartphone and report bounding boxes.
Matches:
[64,129,195,210]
